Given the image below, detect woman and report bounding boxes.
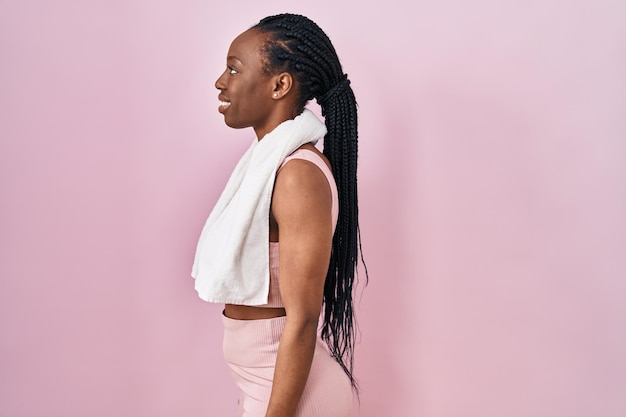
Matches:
[192,13,366,417]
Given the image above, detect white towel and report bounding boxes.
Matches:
[191,109,327,304]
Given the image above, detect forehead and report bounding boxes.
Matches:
[228,29,266,62]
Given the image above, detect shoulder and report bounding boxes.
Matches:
[272,154,333,239]
[289,143,331,169]
[275,155,330,196]
[278,144,328,183]
[273,146,332,213]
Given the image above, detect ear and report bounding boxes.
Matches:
[271,72,294,99]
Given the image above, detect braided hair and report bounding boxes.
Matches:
[254,13,367,391]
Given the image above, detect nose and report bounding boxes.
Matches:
[215,69,227,90]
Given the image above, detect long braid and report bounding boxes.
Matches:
[254,14,368,392]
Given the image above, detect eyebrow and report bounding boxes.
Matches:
[227,55,242,64]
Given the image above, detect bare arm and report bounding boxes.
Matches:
[264,158,333,417]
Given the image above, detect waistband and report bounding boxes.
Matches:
[222,313,286,367]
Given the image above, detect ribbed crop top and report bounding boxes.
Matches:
[259,149,339,308]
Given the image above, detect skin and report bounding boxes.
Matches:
[214,29,335,417]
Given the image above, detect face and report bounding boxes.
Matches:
[215,29,275,136]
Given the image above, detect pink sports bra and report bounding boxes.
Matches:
[260,148,339,308]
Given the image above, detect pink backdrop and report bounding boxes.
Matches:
[1,1,625,416]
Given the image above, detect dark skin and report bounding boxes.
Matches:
[214,29,334,417]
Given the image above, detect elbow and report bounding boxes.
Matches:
[284,311,319,335]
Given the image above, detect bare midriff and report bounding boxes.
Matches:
[224,304,286,320]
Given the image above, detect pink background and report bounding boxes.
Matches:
[1,1,625,416]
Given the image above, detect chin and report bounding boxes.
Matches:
[224,117,249,130]
[225,121,243,129]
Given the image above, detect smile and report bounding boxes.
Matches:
[218,101,231,113]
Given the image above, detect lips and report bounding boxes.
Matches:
[218,94,231,113]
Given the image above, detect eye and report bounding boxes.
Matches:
[228,66,238,75]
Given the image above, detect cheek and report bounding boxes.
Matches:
[238,83,266,111]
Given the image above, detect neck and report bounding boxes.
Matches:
[254,106,303,141]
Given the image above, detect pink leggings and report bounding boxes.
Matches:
[222,314,353,417]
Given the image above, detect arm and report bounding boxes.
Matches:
[265,158,334,417]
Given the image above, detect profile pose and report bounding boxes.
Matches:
[192,13,366,417]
